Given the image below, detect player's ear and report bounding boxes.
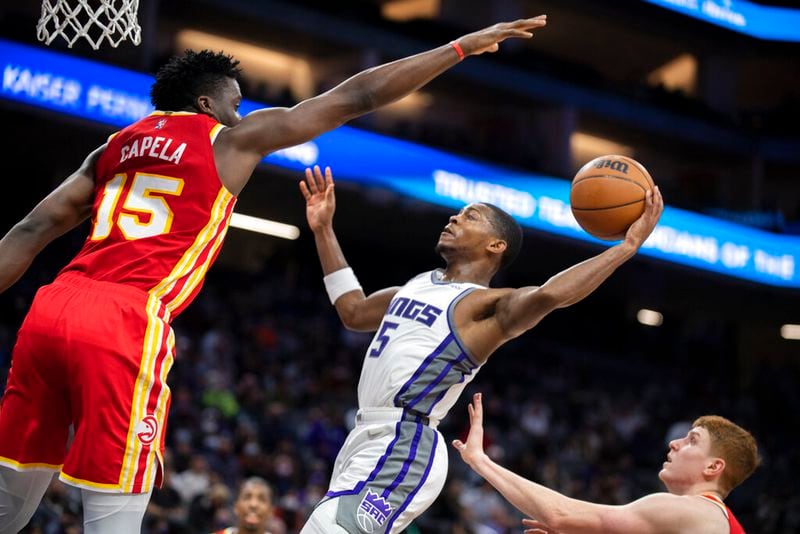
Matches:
[195,95,214,115]
[704,457,725,478]
[486,239,507,258]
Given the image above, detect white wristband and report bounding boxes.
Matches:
[323,267,362,304]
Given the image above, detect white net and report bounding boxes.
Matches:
[37,0,141,50]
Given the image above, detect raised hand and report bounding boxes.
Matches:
[457,15,547,56]
[625,185,663,249]
[300,165,336,232]
[452,392,488,467]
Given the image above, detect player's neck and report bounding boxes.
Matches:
[671,481,725,501]
[698,489,725,501]
[440,264,493,286]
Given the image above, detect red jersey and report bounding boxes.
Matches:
[700,494,746,534]
[59,111,236,318]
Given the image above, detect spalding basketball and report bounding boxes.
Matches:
[570,155,654,241]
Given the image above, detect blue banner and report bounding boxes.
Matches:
[1,38,798,287]
[643,0,800,42]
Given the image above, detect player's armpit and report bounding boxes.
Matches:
[491,285,556,339]
[227,92,359,158]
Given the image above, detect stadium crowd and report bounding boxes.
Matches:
[1,253,798,534]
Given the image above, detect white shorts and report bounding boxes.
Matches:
[301,408,448,534]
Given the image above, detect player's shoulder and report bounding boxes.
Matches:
[625,493,729,533]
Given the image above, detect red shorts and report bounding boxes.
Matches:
[0,273,172,493]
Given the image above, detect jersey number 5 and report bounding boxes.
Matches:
[91,173,184,241]
[369,321,399,358]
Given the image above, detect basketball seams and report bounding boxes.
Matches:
[570,155,654,241]
[571,174,648,192]
[571,198,644,211]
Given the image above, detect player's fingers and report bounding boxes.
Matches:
[307,167,321,194]
[299,180,311,200]
[313,165,326,190]
[505,16,547,28]
[473,392,483,417]
[452,439,464,449]
[325,166,334,187]
[522,519,541,525]
[522,519,551,529]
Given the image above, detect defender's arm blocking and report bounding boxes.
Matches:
[223,18,547,166]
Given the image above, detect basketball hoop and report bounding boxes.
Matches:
[37,0,141,50]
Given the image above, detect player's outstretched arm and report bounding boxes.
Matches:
[228,16,547,159]
[454,393,704,534]
[493,187,663,340]
[0,145,103,293]
[300,166,399,331]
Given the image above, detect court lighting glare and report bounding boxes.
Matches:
[229,213,300,240]
[570,132,633,171]
[781,324,800,340]
[637,308,663,327]
[176,30,314,100]
[647,53,698,96]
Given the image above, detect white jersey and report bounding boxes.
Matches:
[358,269,485,425]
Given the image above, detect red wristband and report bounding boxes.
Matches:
[450,40,465,61]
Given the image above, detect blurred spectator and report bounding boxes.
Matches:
[188,482,232,533]
[2,261,796,533]
[171,454,212,505]
[213,477,287,534]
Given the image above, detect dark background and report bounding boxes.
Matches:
[1,1,799,532]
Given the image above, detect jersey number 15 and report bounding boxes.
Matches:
[91,173,184,241]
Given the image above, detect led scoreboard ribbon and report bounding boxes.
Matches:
[1,38,798,287]
[643,0,800,42]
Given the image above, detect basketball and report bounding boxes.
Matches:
[570,155,655,240]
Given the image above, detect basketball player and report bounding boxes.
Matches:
[297,166,664,533]
[0,16,548,533]
[213,477,284,534]
[453,393,758,534]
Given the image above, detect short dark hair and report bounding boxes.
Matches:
[481,203,523,269]
[237,477,272,500]
[150,49,242,111]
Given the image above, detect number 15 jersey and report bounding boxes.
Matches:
[59,111,236,318]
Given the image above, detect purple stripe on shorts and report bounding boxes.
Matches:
[381,422,423,499]
[324,421,402,498]
[384,430,439,533]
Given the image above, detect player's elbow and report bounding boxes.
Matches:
[339,312,364,331]
[335,299,370,332]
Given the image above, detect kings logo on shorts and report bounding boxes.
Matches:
[357,489,393,532]
[135,415,159,445]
